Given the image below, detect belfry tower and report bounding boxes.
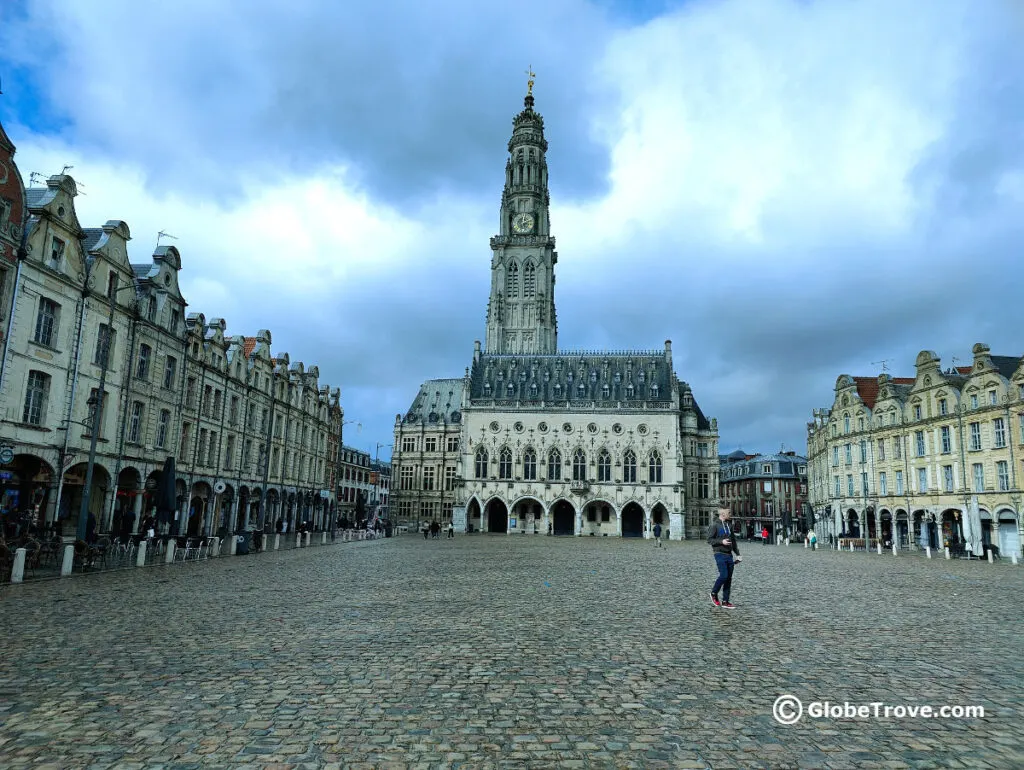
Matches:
[484,69,558,355]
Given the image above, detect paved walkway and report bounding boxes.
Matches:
[1,536,1021,769]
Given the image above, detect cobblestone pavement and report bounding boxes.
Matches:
[1,535,1022,769]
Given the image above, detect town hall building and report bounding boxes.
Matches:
[391,80,720,539]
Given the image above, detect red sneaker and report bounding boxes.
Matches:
[710,593,722,607]
[721,601,737,609]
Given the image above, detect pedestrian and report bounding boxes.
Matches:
[761,525,769,545]
[447,521,454,539]
[707,507,741,609]
[653,521,663,547]
[809,530,817,551]
[422,523,429,540]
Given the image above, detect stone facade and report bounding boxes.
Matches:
[393,87,720,539]
[807,344,1023,557]
[0,115,346,539]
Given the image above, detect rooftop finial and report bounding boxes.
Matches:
[525,64,536,96]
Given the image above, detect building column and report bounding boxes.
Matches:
[644,509,652,539]
[132,492,143,534]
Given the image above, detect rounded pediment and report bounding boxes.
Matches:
[915,350,939,367]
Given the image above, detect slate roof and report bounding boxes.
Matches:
[25,188,56,208]
[81,227,103,254]
[130,262,151,278]
[990,356,1021,380]
[469,352,672,405]
[403,378,465,425]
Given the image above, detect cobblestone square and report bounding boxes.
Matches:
[1,536,1022,769]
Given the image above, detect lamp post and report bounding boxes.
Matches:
[372,441,393,520]
[77,275,134,542]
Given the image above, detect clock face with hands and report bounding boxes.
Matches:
[512,212,535,234]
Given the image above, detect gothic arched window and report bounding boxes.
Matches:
[623,450,637,483]
[499,448,513,479]
[507,261,519,297]
[547,448,562,480]
[598,450,611,482]
[572,449,587,481]
[524,263,536,297]
[523,448,537,480]
[475,448,489,479]
[648,450,663,483]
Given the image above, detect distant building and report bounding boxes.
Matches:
[719,450,808,539]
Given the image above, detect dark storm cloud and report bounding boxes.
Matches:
[0,0,613,209]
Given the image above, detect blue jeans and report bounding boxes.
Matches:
[712,553,735,602]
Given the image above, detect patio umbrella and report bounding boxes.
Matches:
[156,456,177,530]
[966,496,983,557]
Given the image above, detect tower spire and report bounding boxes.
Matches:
[484,79,558,355]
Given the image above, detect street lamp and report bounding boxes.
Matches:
[77,274,135,542]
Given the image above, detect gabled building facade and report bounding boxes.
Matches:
[807,344,1023,557]
[0,113,346,540]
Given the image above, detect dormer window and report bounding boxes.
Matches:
[626,384,635,398]
[602,384,610,398]
[507,381,515,394]
[553,384,562,397]
[483,382,492,395]
[577,382,586,396]
[590,371,597,383]
[530,382,538,397]
[50,237,65,264]
[651,384,659,397]
[147,296,157,321]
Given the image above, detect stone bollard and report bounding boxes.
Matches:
[944,547,951,560]
[136,540,147,567]
[987,549,994,563]
[804,540,808,549]
[321,532,327,545]
[785,537,790,546]
[62,544,75,576]
[274,533,281,551]
[849,542,854,552]
[926,546,932,559]
[296,532,303,548]
[1011,553,1019,565]
[165,540,176,563]
[877,543,882,555]
[228,536,237,556]
[210,537,220,557]
[11,547,27,583]
[892,544,898,556]
[304,532,311,547]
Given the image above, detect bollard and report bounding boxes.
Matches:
[210,537,220,558]
[305,532,311,547]
[926,546,932,559]
[892,544,898,556]
[136,540,147,567]
[296,532,303,548]
[165,540,176,563]
[61,544,75,575]
[228,536,237,556]
[11,547,26,583]
[850,542,854,552]
[804,540,808,549]
[274,533,281,551]
[321,532,327,545]
[944,547,951,560]
[987,549,994,564]
[877,543,882,555]
[1011,553,1019,565]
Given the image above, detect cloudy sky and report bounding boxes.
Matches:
[2,0,1023,460]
